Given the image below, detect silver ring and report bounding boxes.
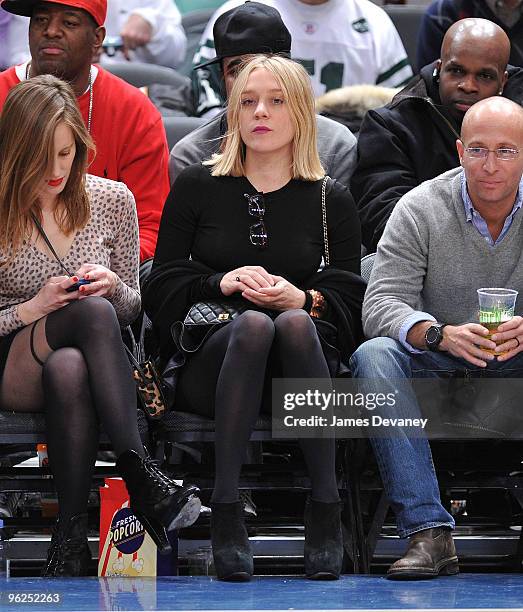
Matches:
[235,276,241,282]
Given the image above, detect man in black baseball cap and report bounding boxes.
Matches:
[195,1,291,70]
[170,1,357,192]
[193,1,291,108]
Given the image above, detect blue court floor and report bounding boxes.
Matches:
[1,574,523,612]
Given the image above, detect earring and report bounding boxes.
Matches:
[432,67,440,84]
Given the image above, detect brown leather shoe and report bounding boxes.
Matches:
[387,527,459,580]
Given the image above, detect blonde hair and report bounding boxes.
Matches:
[0,75,94,260]
[205,55,324,180]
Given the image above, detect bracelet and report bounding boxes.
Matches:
[307,289,327,319]
[303,290,313,313]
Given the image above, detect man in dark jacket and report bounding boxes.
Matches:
[417,0,523,71]
[352,18,523,252]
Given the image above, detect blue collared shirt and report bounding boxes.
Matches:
[398,170,523,353]
[460,171,522,246]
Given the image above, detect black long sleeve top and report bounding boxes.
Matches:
[154,163,361,285]
[146,163,363,359]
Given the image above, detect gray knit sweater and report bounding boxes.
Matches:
[363,167,523,340]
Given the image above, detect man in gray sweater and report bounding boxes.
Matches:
[169,2,356,187]
[351,96,523,579]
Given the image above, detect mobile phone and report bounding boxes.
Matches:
[66,278,92,293]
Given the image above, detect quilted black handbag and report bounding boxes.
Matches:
[183,300,248,326]
[173,299,248,353]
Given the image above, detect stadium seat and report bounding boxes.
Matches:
[162,115,206,151]
[383,5,426,72]
[179,8,216,77]
[102,60,189,89]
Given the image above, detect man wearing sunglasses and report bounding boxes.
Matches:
[352,17,523,252]
[351,96,523,579]
[169,1,357,190]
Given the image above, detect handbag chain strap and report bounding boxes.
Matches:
[30,211,73,276]
[321,175,330,267]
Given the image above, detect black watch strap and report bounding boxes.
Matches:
[425,323,447,351]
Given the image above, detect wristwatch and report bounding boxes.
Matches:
[424,323,447,351]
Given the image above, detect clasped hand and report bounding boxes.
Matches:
[220,266,306,311]
[440,317,523,366]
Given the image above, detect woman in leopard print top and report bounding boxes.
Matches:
[0,76,200,576]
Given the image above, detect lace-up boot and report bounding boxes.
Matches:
[41,513,91,577]
[116,449,201,553]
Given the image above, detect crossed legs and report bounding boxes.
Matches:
[0,297,144,522]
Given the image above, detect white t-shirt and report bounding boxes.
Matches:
[103,0,186,69]
[0,14,30,70]
[192,0,412,114]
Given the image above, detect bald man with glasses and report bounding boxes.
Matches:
[351,96,523,580]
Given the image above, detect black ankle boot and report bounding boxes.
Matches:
[304,498,343,580]
[41,513,91,577]
[211,501,253,581]
[116,449,201,554]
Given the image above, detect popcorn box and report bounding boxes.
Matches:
[98,478,177,577]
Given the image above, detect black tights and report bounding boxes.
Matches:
[176,309,340,504]
[0,298,144,521]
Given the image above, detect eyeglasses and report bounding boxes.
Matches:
[244,193,268,249]
[465,147,520,161]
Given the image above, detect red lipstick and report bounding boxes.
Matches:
[47,177,64,187]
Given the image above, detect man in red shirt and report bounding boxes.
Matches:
[0,0,170,260]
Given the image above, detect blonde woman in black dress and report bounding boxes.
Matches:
[145,56,364,582]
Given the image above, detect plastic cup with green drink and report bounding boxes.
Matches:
[477,288,518,356]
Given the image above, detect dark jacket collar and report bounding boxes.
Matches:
[389,62,441,108]
[388,62,523,139]
[391,62,523,109]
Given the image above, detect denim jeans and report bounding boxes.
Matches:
[350,337,523,537]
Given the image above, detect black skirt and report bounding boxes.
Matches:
[173,315,351,417]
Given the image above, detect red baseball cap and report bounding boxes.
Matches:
[1,0,107,27]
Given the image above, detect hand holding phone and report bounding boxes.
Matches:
[66,278,92,293]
